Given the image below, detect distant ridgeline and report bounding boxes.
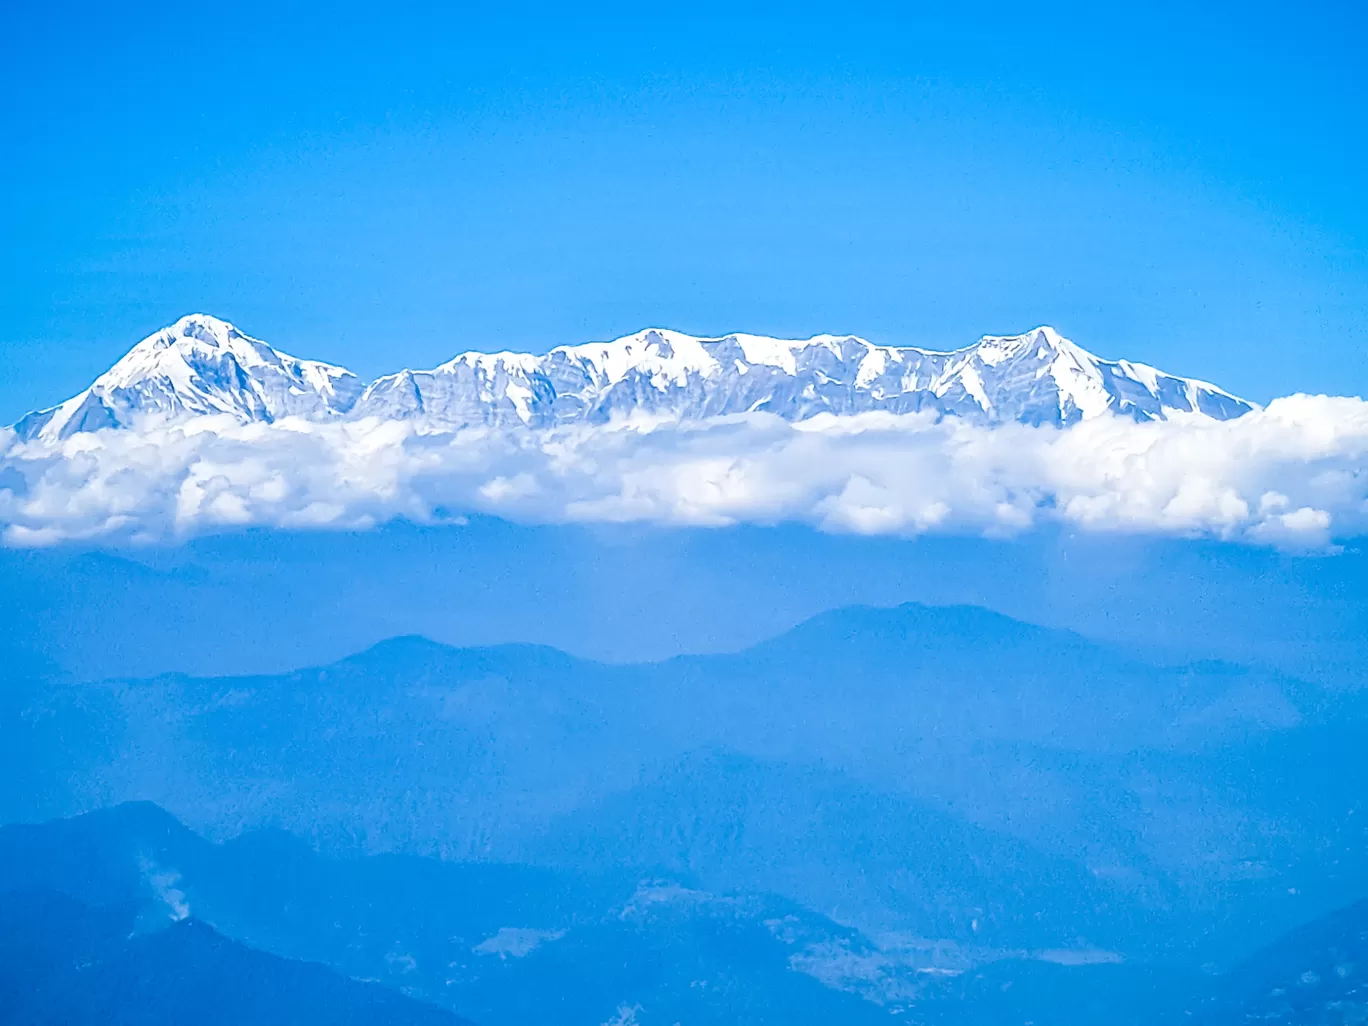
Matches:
[2,794,1366,1025]
[12,314,1252,442]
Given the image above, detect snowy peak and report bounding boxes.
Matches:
[14,315,363,442]
[354,324,1253,428]
[971,326,1062,366]
[12,318,1255,442]
[927,326,1250,424]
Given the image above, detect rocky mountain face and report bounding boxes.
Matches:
[14,315,362,442]
[12,315,1253,443]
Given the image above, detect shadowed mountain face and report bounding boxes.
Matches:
[518,749,1144,951]
[4,803,1366,1026]
[0,804,982,1025]
[0,885,469,1026]
[4,599,1364,976]
[1193,897,1368,1024]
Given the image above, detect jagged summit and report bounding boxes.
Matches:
[11,318,1254,442]
[14,315,363,442]
[351,324,1252,428]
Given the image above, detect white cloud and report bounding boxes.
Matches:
[2,395,1367,549]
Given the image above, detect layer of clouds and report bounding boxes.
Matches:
[2,395,1367,549]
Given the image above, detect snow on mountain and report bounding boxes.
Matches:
[12,318,1253,442]
[355,326,1253,428]
[13,315,363,442]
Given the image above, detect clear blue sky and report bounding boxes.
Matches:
[2,0,1365,420]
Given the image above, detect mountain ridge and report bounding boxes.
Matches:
[12,314,1254,442]
[5,597,1330,961]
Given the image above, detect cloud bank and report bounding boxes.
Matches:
[2,395,1366,548]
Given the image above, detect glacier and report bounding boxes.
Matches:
[11,314,1254,443]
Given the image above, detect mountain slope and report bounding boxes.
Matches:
[355,325,1252,428]
[2,601,1332,964]
[1180,895,1368,1024]
[0,887,469,1026]
[23,801,1368,1026]
[0,804,919,1025]
[522,749,1145,950]
[13,314,362,442]
[12,318,1253,441]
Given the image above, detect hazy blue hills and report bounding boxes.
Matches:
[3,521,1366,690]
[0,803,933,1024]
[5,802,1368,1025]
[520,748,1146,952]
[5,594,1368,1023]
[1193,895,1368,1024]
[0,885,469,1026]
[4,598,1365,972]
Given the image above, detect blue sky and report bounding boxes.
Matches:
[2,0,1365,422]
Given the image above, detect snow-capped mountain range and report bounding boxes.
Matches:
[12,314,1253,443]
